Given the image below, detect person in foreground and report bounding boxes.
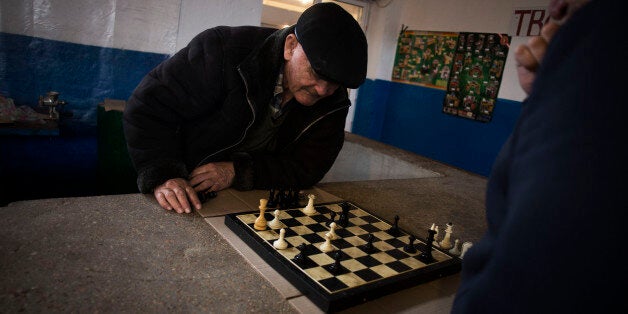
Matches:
[123,3,367,213]
[452,0,627,312]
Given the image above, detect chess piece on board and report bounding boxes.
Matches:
[388,215,401,236]
[267,189,277,208]
[320,234,334,252]
[449,239,461,256]
[404,235,417,253]
[254,199,268,230]
[273,228,289,250]
[327,251,344,274]
[418,226,437,263]
[338,202,350,227]
[362,234,375,253]
[268,209,282,229]
[302,194,317,215]
[326,211,336,227]
[432,224,440,248]
[326,222,338,240]
[460,241,473,259]
[439,222,453,250]
[293,243,312,266]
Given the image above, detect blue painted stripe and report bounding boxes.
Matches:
[0,32,169,131]
[353,79,522,176]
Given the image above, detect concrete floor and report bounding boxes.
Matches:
[0,132,489,312]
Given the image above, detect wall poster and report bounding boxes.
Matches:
[392,30,459,89]
[442,32,511,122]
[392,29,511,122]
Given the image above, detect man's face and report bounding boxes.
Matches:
[283,34,340,106]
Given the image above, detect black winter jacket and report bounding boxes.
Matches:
[123,26,350,193]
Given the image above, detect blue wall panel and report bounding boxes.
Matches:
[0,33,169,204]
[353,79,522,177]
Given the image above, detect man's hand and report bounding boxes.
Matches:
[189,161,235,193]
[154,178,201,214]
[514,21,560,95]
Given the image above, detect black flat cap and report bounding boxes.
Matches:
[295,2,368,89]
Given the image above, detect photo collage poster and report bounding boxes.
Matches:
[392,30,460,89]
[392,30,511,122]
[442,32,511,122]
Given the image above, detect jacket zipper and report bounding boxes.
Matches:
[195,67,349,167]
[287,104,350,147]
[194,67,256,168]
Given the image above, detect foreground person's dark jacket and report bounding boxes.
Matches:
[123,26,349,193]
[452,1,627,313]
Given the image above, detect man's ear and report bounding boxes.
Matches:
[284,34,298,61]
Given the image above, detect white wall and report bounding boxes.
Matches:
[176,0,262,51]
[0,0,181,54]
[0,0,552,101]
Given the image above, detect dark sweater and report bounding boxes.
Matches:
[452,1,628,313]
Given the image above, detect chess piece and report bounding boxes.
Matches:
[293,243,309,265]
[267,209,282,229]
[276,189,286,209]
[319,234,334,252]
[327,251,343,274]
[362,234,375,253]
[273,228,288,250]
[326,211,336,227]
[460,241,473,259]
[432,225,440,248]
[418,226,437,263]
[388,215,401,236]
[267,189,277,208]
[439,222,453,250]
[449,239,461,256]
[302,194,317,215]
[254,199,268,230]
[325,222,338,240]
[404,235,417,253]
[338,202,350,227]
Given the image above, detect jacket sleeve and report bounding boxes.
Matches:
[123,28,227,193]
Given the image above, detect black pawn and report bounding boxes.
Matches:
[326,212,337,227]
[267,189,277,208]
[388,215,401,237]
[328,251,343,274]
[404,235,417,253]
[293,243,310,266]
[362,234,375,253]
[276,189,285,209]
[338,202,350,228]
[289,189,300,207]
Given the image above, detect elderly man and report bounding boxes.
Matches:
[123,3,367,214]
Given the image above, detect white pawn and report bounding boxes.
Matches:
[302,194,317,215]
[460,241,473,259]
[319,234,334,252]
[325,222,338,240]
[268,209,282,229]
[432,225,440,248]
[439,222,453,250]
[273,228,288,250]
[448,239,461,255]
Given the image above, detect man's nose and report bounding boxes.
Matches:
[314,80,338,97]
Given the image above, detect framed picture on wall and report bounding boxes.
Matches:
[442,32,511,122]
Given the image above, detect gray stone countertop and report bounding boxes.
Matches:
[0,133,489,313]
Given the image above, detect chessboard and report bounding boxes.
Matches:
[224,198,462,312]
